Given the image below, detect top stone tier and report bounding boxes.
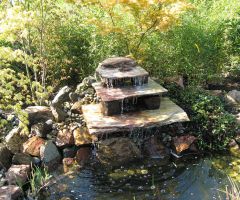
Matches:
[96,57,149,88]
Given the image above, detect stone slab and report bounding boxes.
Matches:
[96,65,148,79]
[82,97,189,135]
[93,79,167,102]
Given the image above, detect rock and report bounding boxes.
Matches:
[12,153,34,165]
[25,106,53,125]
[31,121,52,138]
[62,158,77,173]
[100,57,137,69]
[97,138,141,166]
[75,147,91,166]
[63,146,78,158]
[230,145,240,158]
[225,90,240,105]
[40,141,61,170]
[173,135,197,154]
[70,101,82,114]
[23,136,45,157]
[0,144,13,170]
[206,90,223,97]
[73,127,97,146]
[75,76,96,93]
[52,86,71,107]
[144,136,170,160]
[5,128,28,153]
[69,92,80,103]
[143,95,161,110]
[50,106,68,122]
[56,129,74,148]
[6,165,31,185]
[0,185,23,200]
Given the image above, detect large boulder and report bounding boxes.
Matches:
[70,101,83,114]
[75,76,96,93]
[5,128,28,153]
[52,86,71,107]
[40,141,61,170]
[23,136,45,157]
[225,90,240,105]
[172,135,197,154]
[25,106,53,125]
[12,153,34,165]
[56,129,74,148]
[0,185,23,200]
[50,106,68,122]
[6,165,31,185]
[97,138,141,166]
[0,144,13,170]
[73,127,97,146]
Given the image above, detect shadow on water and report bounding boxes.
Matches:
[46,154,238,200]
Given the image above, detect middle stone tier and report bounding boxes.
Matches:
[92,78,168,116]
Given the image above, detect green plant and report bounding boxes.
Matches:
[218,176,240,200]
[29,167,52,198]
[167,84,239,151]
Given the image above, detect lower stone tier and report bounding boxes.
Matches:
[82,97,189,136]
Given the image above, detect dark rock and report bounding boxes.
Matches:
[101,100,121,116]
[25,106,53,125]
[23,136,45,157]
[0,185,23,200]
[173,135,197,154]
[6,165,31,185]
[40,141,61,171]
[70,101,83,114]
[12,153,33,165]
[56,129,74,148]
[52,86,71,107]
[31,120,52,138]
[50,106,68,122]
[5,128,28,153]
[63,146,78,158]
[97,138,141,166]
[0,144,12,170]
[75,147,91,166]
[69,92,80,103]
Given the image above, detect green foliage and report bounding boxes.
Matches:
[167,84,239,151]
[29,167,52,198]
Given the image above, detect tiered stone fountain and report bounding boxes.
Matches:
[82,57,189,137]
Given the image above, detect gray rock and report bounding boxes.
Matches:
[50,106,68,122]
[40,141,61,171]
[0,144,12,170]
[225,90,240,105]
[5,128,28,153]
[6,164,31,185]
[97,138,141,167]
[25,106,53,125]
[75,76,96,93]
[52,86,71,107]
[0,185,23,200]
[12,153,33,165]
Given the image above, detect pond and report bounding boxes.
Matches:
[46,154,239,200]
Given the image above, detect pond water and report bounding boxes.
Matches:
[46,154,239,200]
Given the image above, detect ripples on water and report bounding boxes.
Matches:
[46,155,239,200]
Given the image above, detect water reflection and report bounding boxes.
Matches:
[46,155,237,200]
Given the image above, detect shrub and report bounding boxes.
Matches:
[167,84,239,151]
